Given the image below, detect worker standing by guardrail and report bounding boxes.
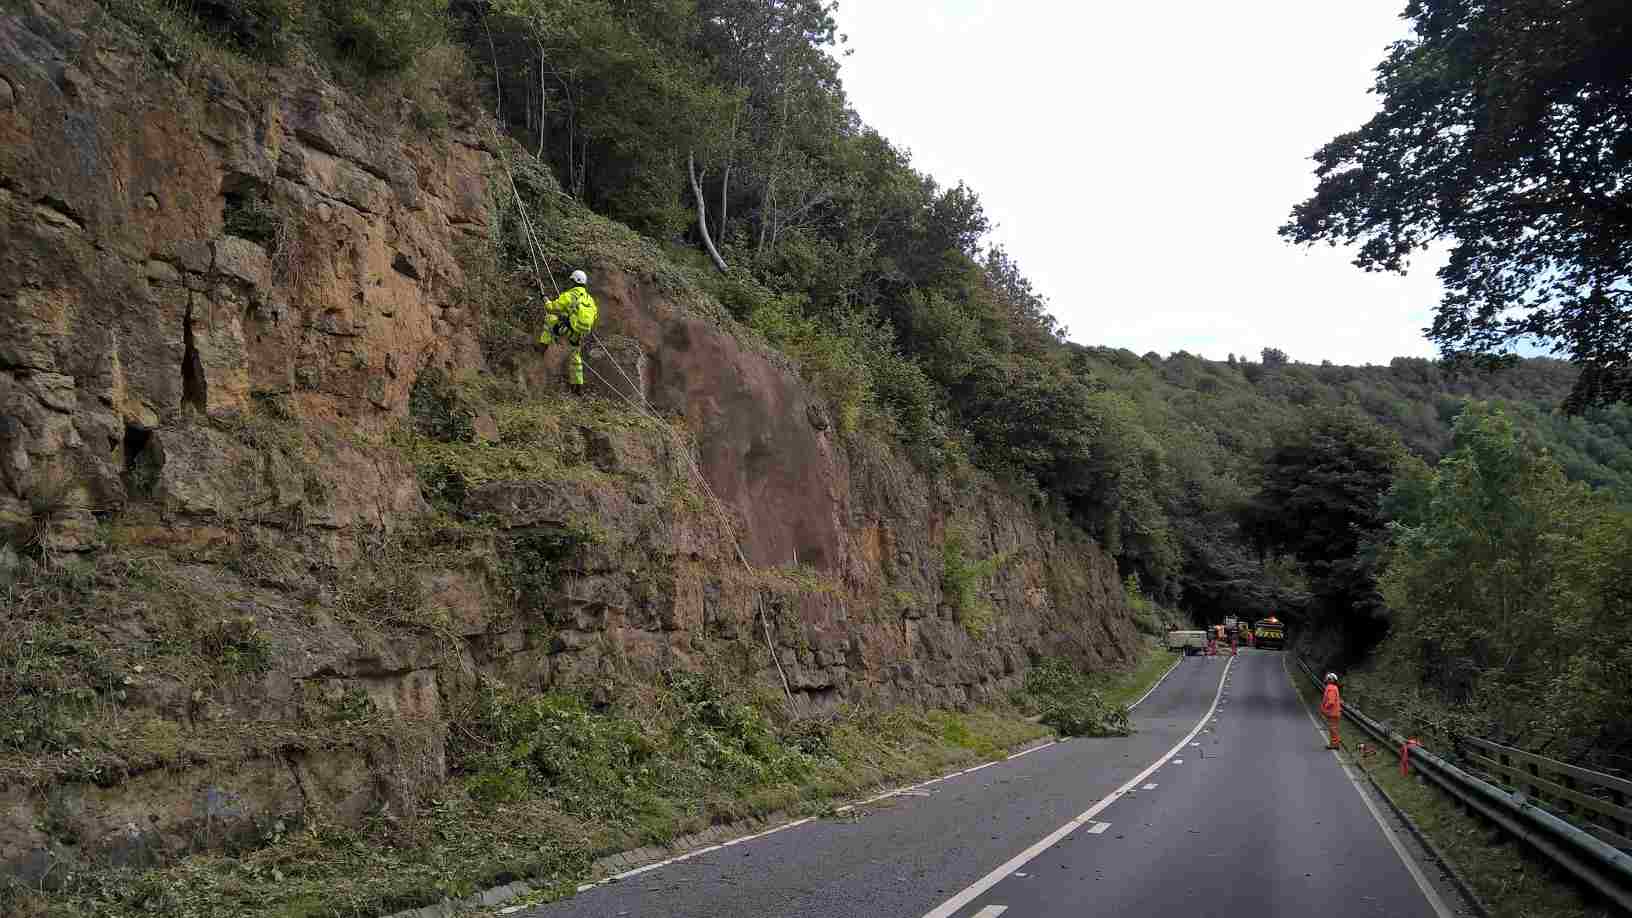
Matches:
[1321,673,1343,750]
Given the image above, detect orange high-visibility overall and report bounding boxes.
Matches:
[1320,683,1343,748]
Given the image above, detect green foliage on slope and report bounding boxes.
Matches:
[1369,405,1632,772]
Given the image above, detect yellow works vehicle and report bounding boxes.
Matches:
[1253,617,1285,650]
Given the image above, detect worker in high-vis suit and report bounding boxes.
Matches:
[1321,672,1344,749]
[539,269,599,392]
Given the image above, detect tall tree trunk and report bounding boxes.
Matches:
[689,151,729,274]
[757,176,773,253]
[718,161,731,244]
[718,105,739,244]
[757,89,793,255]
[545,44,558,159]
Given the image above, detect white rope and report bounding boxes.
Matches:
[488,137,795,704]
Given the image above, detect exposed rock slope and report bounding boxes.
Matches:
[0,0,1138,880]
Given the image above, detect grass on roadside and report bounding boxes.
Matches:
[1284,661,1614,918]
[0,684,1049,918]
[1091,636,1179,709]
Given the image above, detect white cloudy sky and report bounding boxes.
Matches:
[834,1,1445,366]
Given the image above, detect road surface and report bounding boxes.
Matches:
[520,650,1458,918]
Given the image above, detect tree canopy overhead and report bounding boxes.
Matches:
[1281,0,1632,411]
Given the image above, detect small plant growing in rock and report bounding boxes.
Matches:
[408,369,478,443]
[502,525,593,618]
[198,616,276,675]
[223,187,282,246]
[1123,573,1165,636]
[940,528,1009,638]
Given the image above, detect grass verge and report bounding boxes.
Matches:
[0,688,1049,918]
[1285,662,1613,918]
[1092,636,1179,709]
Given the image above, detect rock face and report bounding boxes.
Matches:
[0,0,1139,878]
[0,0,487,547]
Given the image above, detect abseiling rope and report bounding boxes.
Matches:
[488,136,796,704]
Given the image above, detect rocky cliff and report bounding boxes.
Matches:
[0,0,1137,882]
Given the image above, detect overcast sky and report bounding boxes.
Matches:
[835,1,1445,366]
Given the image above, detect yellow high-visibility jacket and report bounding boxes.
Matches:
[543,285,598,337]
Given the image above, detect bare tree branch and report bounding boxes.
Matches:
[689,151,729,273]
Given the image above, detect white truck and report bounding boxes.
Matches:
[1166,629,1208,655]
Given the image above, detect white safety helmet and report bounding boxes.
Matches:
[570,269,588,286]
[1325,672,1339,683]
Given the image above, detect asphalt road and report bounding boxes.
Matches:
[520,651,1449,918]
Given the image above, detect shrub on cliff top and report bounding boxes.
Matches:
[106,0,448,75]
[320,0,450,75]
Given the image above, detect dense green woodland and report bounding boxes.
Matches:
[107,0,1632,770]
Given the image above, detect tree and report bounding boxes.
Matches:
[1381,404,1632,766]
[1260,347,1288,368]
[483,0,737,237]
[1240,408,1405,654]
[692,0,846,256]
[1282,0,1632,411]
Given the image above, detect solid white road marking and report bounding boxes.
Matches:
[1006,741,1057,761]
[1128,655,1183,710]
[918,657,1236,918]
[1142,783,1158,790]
[1087,822,1111,834]
[972,907,1009,918]
[577,817,816,892]
[571,656,1191,901]
[833,757,1017,815]
[1282,655,1458,918]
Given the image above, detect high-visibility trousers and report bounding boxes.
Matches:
[541,317,586,386]
[1326,714,1342,748]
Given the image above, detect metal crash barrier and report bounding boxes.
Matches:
[1293,657,1632,912]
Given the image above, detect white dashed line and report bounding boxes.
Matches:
[918,657,1236,918]
[972,907,1009,918]
[1087,821,1112,835]
[1171,758,1184,764]
[1142,783,1158,790]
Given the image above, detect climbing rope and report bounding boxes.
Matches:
[487,135,796,704]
